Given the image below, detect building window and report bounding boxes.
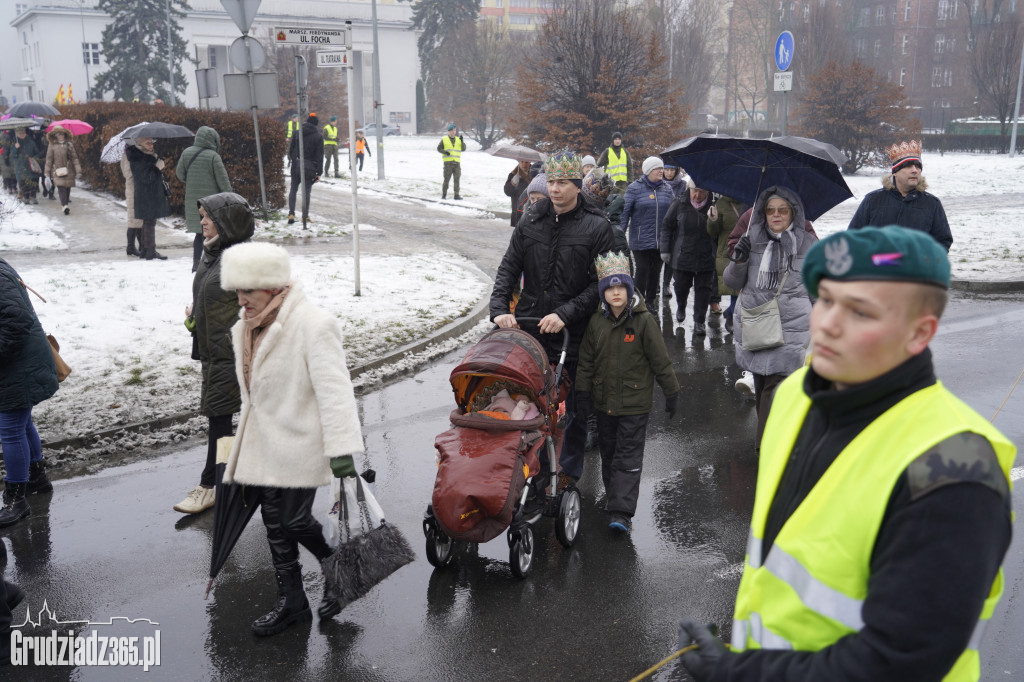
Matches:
[900,68,907,86]
[82,42,100,65]
[858,7,871,25]
[935,34,945,53]
[15,3,27,15]
[510,0,531,7]
[945,69,954,86]
[496,0,502,5]
[856,38,867,56]
[905,1,912,20]
[938,0,948,20]
[207,46,217,69]
[902,35,909,53]
[876,5,885,24]
[874,39,882,57]
[949,36,956,52]
[803,5,810,21]
[932,66,943,87]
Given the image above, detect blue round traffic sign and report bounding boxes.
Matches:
[775,31,794,72]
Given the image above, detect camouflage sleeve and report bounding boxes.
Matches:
[905,431,1009,503]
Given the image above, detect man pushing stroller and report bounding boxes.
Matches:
[575,252,679,532]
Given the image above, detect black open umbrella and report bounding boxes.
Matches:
[205,446,260,598]
[6,101,61,118]
[122,122,194,140]
[661,134,853,221]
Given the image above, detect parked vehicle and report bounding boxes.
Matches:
[357,123,401,137]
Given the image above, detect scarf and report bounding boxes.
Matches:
[690,194,708,211]
[240,286,290,391]
[756,223,798,290]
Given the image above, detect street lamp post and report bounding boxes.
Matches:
[371,0,385,179]
[165,0,176,105]
[79,1,91,101]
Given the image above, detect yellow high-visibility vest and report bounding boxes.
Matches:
[323,124,338,146]
[441,135,462,163]
[606,146,627,183]
[286,120,299,139]
[732,366,1015,681]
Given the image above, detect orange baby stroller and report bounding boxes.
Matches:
[422,320,579,578]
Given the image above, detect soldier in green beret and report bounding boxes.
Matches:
[678,226,1015,682]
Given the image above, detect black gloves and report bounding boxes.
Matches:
[576,392,593,420]
[330,455,356,478]
[732,234,751,263]
[677,620,728,681]
[665,393,678,418]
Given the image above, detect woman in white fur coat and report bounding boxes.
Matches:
[220,241,364,637]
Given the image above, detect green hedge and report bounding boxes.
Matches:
[54,102,287,214]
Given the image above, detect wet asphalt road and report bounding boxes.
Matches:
[3,288,1023,681]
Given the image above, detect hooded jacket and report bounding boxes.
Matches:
[192,193,255,417]
[621,174,676,251]
[490,196,615,362]
[125,143,171,220]
[724,186,818,377]
[0,258,59,412]
[9,132,41,180]
[288,120,324,178]
[575,292,679,416]
[660,188,716,272]
[176,126,232,235]
[44,126,82,188]
[847,175,952,251]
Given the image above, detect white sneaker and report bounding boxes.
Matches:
[735,371,755,396]
[173,485,215,514]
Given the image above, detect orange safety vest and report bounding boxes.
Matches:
[356,138,367,154]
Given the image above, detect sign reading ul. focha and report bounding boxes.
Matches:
[274,26,348,46]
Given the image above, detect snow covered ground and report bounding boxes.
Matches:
[17,252,486,450]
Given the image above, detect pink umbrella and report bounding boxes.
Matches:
[46,119,93,135]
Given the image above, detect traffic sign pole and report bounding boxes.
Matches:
[774,31,795,136]
[345,21,360,296]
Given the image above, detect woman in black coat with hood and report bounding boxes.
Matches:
[125,137,171,260]
[0,257,58,528]
[660,180,717,334]
[173,193,255,514]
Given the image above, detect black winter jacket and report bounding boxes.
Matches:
[192,193,256,417]
[847,177,952,251]
[490,196,615,362]
[126,144,171,220]
[0,258,58,411]
[289,121,324,179]
[660,190,716,272]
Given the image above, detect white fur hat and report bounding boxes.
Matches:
[642,156,665,175]
[580,155,597,167]
[220,242,291,291]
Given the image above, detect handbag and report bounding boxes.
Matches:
[740,270,790,352]
[27,157,42,175]
[46,334,72,382]
[55,167,69,177]
[323,473,415,611]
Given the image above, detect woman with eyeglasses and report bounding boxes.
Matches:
[724,186,818,449]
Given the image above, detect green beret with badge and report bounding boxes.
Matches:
[802,225,951,298]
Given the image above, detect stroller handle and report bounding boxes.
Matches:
[505,316,570,355]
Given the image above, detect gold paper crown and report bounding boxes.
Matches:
[886,140,922,164]
[595,251,631,281]
[544,153,583,180]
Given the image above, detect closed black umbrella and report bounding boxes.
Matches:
[661,134,853,221]
[122,122,194,140]
[205,458,260,598]
[7,101,61,118]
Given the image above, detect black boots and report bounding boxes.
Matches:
[142,248,168,261]
[0,483,30,528]
[252,564,311,636]
[126,229,142,257]
[318,558,341,620]
[27,461,52,495]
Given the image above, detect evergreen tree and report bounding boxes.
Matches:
[409,0,479,84]
[93,0,193,103]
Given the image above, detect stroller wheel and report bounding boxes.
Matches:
[509,526,534,579]
[555,488,581,547]
[425,527,454,568]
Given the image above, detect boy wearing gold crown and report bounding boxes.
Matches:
[847,140,952,251]
[575,251,679,532]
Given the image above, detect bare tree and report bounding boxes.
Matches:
[726,0,780,127]
[961,0,1023,136]
[795,0,854,86]
[506,0,688,157]
[670,0,723,118]
[429,22,521,149]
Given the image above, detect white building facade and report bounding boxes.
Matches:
[5,0,420,132]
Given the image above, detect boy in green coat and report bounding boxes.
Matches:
[575,251,680,532]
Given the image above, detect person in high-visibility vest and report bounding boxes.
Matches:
[285,114,299,168]
[322,116,340,178]
[355,131,371,172]
[596,131,632,189]
[678,226,1014,682]
[436,123,465,200]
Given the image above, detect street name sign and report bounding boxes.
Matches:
[274,26,348,46]
[316,50,350,68]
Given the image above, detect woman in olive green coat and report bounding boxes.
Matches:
[706,194,745,332]
[176,126,232,271]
